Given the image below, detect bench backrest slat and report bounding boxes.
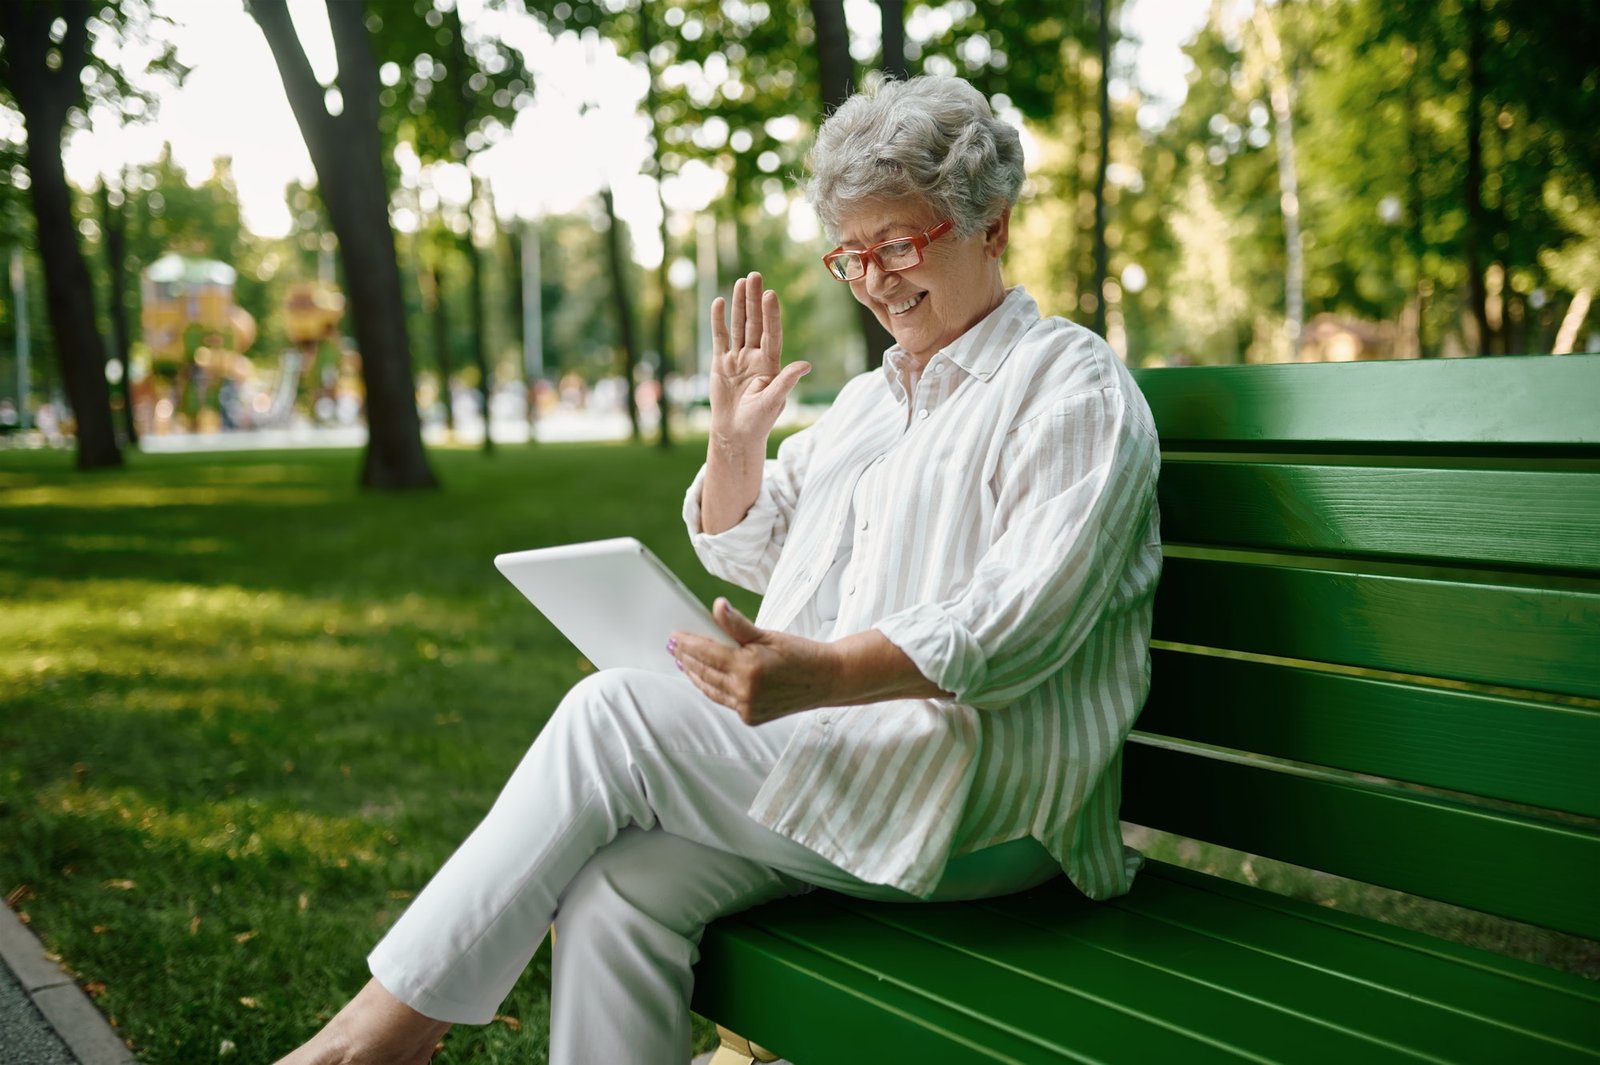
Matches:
[1120,740,1600,940]
[1137,355,1600,446]
[1159,462,1600,572]
[1156,557,1600,698]
[1137,651,1600,818]
[1129,354,1600,940]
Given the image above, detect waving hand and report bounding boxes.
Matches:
[709,271,812,447]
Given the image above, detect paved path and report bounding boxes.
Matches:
[0,906,133,1065]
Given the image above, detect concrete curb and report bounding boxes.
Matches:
[0,905,135,1065]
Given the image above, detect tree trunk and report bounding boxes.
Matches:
[0,1,121,469]
[99,180,137,444]
[465,176,493,453]
[640,8,674,450]
[1402,44,1431,357]
[249,0,436,489]
[425,263,455,432]
[810,0,896,370]
[1091,0,1112,340]
[880,0,908,80]
[1254,3,1305,360]
[600,187,642,443]
[1462,0,1492,356]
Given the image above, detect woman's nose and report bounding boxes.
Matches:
[861,258,895,294]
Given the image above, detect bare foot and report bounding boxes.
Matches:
[275,978,452,1065]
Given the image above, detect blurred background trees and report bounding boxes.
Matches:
[1,0,1595,478]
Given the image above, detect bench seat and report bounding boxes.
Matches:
[695,861,1600,1063]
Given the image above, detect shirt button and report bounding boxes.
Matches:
[917,409,929,420]
[859,519,870,531]
[847,584,856,596]
[931,363,946,374]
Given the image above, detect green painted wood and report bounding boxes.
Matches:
[1120,739,1600,938]
[1137,650,1600,817]
[835,896,1500,1063]
[692,895,1243,1063]
[696,868,1600,1064]
[1154,556,1600,698]
[1133,355,1600,447]
[1130,862,1600,1006]
[975,873,1600,1061]
[1156,461,1600,572]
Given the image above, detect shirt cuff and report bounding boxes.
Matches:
[875,603,989,706]
[682,462,783,564]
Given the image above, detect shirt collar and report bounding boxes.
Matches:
[880,286,1040,397]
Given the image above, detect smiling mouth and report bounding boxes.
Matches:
[888,292,926,315]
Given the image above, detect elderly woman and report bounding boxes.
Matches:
[279,74,1160,1065]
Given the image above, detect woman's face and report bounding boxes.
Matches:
[835,200,1010,368]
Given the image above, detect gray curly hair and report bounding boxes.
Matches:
[805,75,1025,242]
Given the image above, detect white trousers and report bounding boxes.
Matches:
[367,668,1059,1064]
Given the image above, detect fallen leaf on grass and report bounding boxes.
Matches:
[239,996,258,1009]
[102,878,137,891]
[233,930,257,944]
[494,1015,522,1032]
[92,925,109,935]
[84,980,107,998]
[219,1037,237,1057]
[190,916,203,935]
[6,884,34,907]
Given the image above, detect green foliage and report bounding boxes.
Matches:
[369,1,529,167]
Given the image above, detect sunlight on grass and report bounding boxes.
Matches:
[0,483,338,508]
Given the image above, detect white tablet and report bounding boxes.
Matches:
[494,537,737,675]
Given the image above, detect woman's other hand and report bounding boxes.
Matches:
[670,599,950,726]
[671,598,835,725]
[709,272,812,450]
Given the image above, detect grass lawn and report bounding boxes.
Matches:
[0,441,757,1063]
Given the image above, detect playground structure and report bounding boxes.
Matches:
[138,254,349,434]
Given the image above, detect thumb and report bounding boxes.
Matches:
[714,598,763,645]
[770,361,812,400]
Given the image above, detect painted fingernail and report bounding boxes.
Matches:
[674,658,683,671]
[666,637,678,654]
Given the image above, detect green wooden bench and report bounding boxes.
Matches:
[692,353,1600,1064]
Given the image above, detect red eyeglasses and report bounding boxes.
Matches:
[822,219,954,281]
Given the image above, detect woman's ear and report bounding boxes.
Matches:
[985,206,1012,258]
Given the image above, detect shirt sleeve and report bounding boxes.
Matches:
[682,422,820,594]
[874,384,1159,710]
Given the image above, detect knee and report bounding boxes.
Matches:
[557,835,697,951]
[551,667,680,744]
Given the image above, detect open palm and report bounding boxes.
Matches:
[709,271,812,444]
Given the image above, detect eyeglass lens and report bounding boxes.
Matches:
[827,239,921,281]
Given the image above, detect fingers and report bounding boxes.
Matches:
[673,636,753,720]
[713,597,763,645]
[709,296,728,358]
[728,276,747,351]
[744,271,764,352]
[762,287,782,363]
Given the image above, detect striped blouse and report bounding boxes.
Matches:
[683,286,1162,899]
